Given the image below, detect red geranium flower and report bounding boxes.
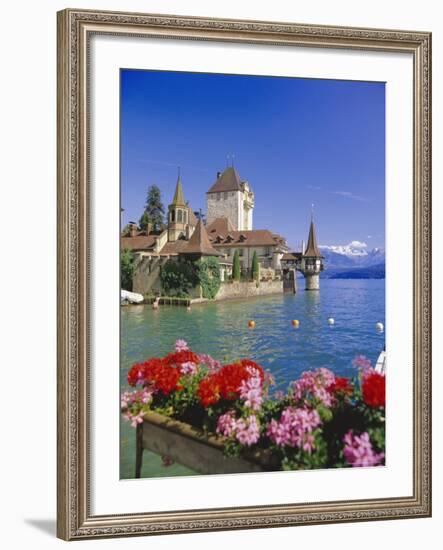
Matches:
[329,376,353,396]
[164,350,200,367]
[197,376,221,407]
[239,359,265,381]
[127,362,146,387]
[197,360,265,407]
[362,371,386,408]
[127,357,181,395]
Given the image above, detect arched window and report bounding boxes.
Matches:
[171,210,175,222]
[177,210,183,222]
[183,210,187,224]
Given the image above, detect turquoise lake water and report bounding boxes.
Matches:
[120,279,385,478]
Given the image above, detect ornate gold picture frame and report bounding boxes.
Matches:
[57,8,431,540]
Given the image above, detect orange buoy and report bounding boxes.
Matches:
[248,320,255,329]
[291,319,299,328]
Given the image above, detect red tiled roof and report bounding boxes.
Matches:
[188,208,198,226]
[207,167,242,193]
[181,219,223,256]
[207,217,235,235]
[207,217,286,247]
[209,228,285,248]
[121,234,156,251]
[160,240,190,255]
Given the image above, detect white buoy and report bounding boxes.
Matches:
[376,322,384,332]
[327,318,335,326]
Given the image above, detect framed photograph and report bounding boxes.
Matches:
[57,8,431,540]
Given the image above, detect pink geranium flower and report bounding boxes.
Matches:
[216,412,260,446]
[180,361,197,375]
[291,368,336,407]
[343,430,385,467]
[235,415,260,446]
[216,410,237,437]
[175,339,189,352]
[352,355,372,374]
[197,353,222,372]
[239,367,263,411]
[267,407,322,453]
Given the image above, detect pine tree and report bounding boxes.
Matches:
[252,250,260,282]
[232,250,241,281]
[139,211,150,231]
[141,184,165,231]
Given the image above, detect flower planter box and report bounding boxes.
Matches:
[135,410,278,477]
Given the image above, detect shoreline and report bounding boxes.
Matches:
[121,289,288,308]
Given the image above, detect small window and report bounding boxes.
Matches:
[223,192,228,199]
[183,211,187,224]
[171,210,175,222]
[217,192,221,200]
[177,210,183,222]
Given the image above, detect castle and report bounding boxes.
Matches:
[121,166,323,296]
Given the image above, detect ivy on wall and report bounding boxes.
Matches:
[195,257,221,299]
[121,248,134,291]
[160,260,197,297]
[160,256,221,299]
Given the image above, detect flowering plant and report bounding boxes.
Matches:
[122,343,385,471]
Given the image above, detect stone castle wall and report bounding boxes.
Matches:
[214,280,283,301]
[206,191,242,229]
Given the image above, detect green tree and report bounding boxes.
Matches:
[141,184,165,232]
[121,248,134,291]
[252,250,260,282]
[138,211,151,231]
[232,250,241,281]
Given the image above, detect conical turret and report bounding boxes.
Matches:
[171,174,186,206]
[304,219,322,258]
[168,171,194,242]
[298,216,324,290]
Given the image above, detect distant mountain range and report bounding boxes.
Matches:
[319,242,385,279]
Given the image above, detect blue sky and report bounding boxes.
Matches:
[121,69,385,251]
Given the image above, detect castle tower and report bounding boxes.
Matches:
[168,173,195,242]
[206,167,254,230]
[299,217,324,290]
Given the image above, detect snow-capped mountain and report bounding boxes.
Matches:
[320,240,371,257]
[319,241,385,272]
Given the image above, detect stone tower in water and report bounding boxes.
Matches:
[298,217,324,290]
